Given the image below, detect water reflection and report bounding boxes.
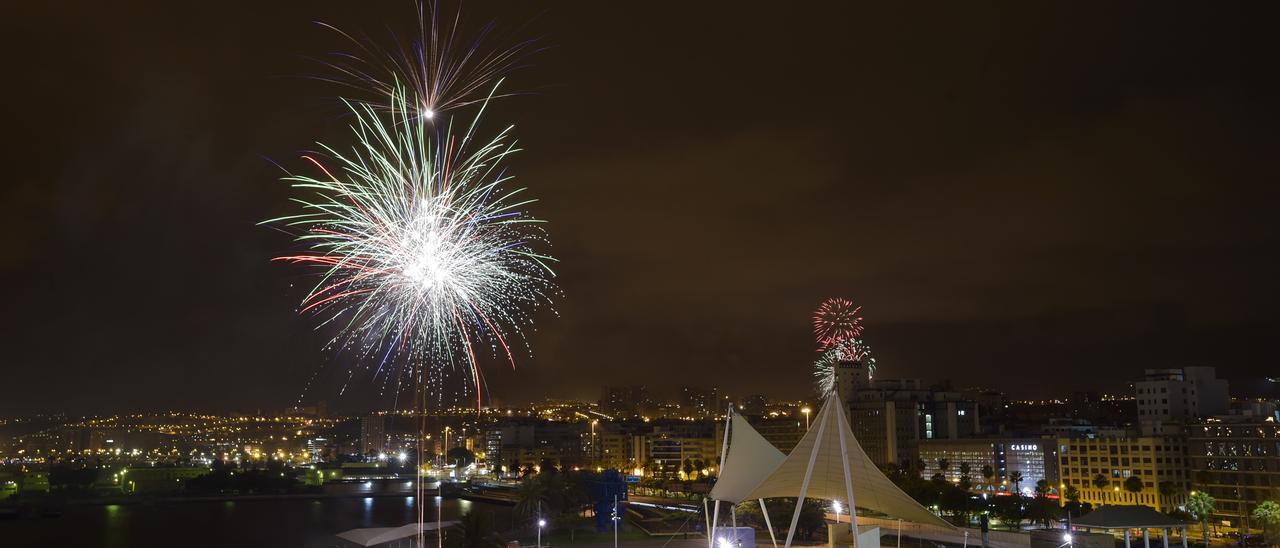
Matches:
[10,485,505,548]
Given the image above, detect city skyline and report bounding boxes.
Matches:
[6,2,1279,416]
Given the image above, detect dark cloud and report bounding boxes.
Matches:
[4,2,1277,414]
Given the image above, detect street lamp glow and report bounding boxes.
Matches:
[832,500,842,513]
[538,519,546,528]
[1063,533,1073,543]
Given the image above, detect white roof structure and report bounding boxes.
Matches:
[336,520,459,547]
[709,412,787,504]
[709,393,952,547]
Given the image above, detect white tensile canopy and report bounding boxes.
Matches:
[708,393,952,548]
[335,520,459,547]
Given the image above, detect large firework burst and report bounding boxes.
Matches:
[813,297,864,352]
[813,339,877,395]
[268,87,556,407]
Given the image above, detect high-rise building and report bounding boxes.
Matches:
[832,357,872,404]
[751,415,806,452]
[918,438,1059,494]
[1056,434,1189,512]
[641,421,723,479]
[849,379,981,468]
[599,385,649,417]
[1187,419,1280,533]
[1135,367,1229,435]
[360,415,386,456]
[680,386,723,417]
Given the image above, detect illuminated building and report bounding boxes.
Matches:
[918,438,1059,493]
[599,386,650,417]
[1187,419,1280,532]
[1135,367,1229,435]
[1056,435,1188,512]
[750,416,805,453]
[636,421,723,479]
[848,379,981,468]
[680,386,723,417]
[360,415,386,456]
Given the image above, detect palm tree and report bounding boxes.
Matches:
[981,465,994,489]
[1063,485,1082,518]
[1186,491,1216,548]
[938,458,951,475]
[1253,501,1280,546]
[1123,476,1144,502]
[447,510,502,548]
[1034,479,1050,497]
[514,476,548,519]
[1092,474,1110,492]
[1157,481,1180,509]
[1008,470,1023,494]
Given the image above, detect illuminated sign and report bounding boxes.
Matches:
[1010,444,1039,451]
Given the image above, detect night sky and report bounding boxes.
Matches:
[6,2,1278,415]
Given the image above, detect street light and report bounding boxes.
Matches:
[801,407,812,430]
[832,500,843,524]
[537,518,547,548]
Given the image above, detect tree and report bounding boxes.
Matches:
[1186,491,1215,548]
[981,464,995,488]
[991,494,1027,530]
[681,459,694,479]
[1123,476,1144,502]
[514,476,548,519]
[958,463,972,490]
[1008,470,1024,494]
[940,484,973,525]
[1063,485,1083,518]
[1034,479,1050,497]
[1158,481,1181,506]
[538,458,559,475]
[447,510,502,548]
[447,447,476,467]
[1092,474,1110,490]
[1253,501,1280,546]
[938,458,951,475]
[1028,494,1062,528]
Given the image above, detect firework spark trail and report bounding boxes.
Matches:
[813,297,864,352]
[267,85,557,406]
[313,1,539,120]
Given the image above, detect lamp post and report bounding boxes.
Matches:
[801,407,812,430]
[537,517,546,548]
[832,500,843,525]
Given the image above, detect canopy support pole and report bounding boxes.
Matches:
[784,406,829,548]
[732,501,742,545]
[704,498,712,548]
[711,500,721,548]
[711,404,733,548]
[835,401,861,546]
[760,499,779,548]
